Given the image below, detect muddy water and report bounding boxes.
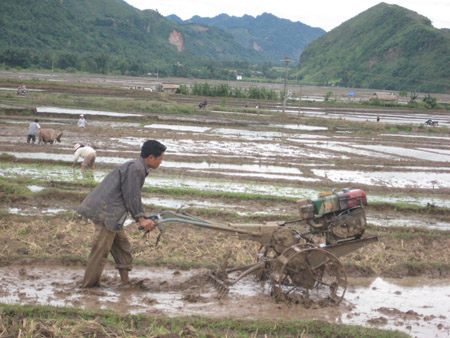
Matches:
[0,265,447,337]
[344,277,450,337]
[366,215,450,231]
[36,106,143,117]
[313,168,450,189]
[8,207,66,215]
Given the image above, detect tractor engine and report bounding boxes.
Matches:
[297,189,368,244]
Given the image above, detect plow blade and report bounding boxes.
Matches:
[324,236,378,258]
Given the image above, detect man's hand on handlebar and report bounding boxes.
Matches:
[138,217,155,232]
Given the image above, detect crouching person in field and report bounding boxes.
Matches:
[73,143,97,172]
[77,140,166,288]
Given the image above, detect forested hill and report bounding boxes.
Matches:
[0,0,261,74]
[297,3,450,93]
[168,13,326,61]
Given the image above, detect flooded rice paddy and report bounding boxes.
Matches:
[2,109,450,229]
[1,97,450,337]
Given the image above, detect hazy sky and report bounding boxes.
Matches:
[124,0,450,32]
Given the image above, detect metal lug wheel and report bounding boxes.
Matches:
[271,244,347,307]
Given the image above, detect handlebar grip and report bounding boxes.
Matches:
[139,215,157,231]
[138,224,161,231]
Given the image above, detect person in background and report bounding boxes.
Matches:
[16,83,27,95]
[199,98,208,109]
[377,113,380,122]
[78,114,87,130]
[73,143,97,172]
[27,119,41,144]
[77,140,166,287]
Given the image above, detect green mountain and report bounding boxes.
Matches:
[168,13,325,61]
[0,0,259,74]
[297,3,450,93]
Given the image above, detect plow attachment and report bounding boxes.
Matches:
[145,203,378,305]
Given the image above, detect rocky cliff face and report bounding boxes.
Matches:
[253,42,262,51]
[169,30,184,52]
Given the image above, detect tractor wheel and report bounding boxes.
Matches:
[270,244,347,307]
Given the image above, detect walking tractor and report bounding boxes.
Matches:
[142,188,377,307]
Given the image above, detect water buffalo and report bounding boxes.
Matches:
[39,129,63,144]
[425,118,439,127]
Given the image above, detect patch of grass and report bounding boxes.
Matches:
[368,224,449,236]
[0,177,31,203]
[34,188,86,202]
[17,228,31,236]
[172,103,199,115]
[208,104,272,115]
[143,186,296,202]
[404,261,428,276]
[389,261,450,277]
[390,230,445,239]
[0,153,18,162]
[0,303,408,338]
[49,179,98,189]
[369,201,450,215]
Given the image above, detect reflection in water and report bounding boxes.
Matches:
[367,216,450,231]
[313,168,450,189]
[28,185,45,192]
[36,106,143,117]
[145,124,211,133]
[269,123,328,131]
[344,277,450,337]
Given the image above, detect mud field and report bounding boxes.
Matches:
[1,70,450,337]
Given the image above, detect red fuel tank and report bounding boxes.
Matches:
[337,189,367,210]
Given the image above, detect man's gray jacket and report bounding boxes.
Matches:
[77,157,148,232]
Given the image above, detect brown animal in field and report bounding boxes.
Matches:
[38,129,63,144]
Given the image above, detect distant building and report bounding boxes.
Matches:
[236,75,243,81]
[370,92,398,102]
[162,84,180,94]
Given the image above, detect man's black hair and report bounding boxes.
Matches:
[140,140,166,158]
[34,119,38,122]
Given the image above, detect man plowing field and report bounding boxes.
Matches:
[77,140,166,288]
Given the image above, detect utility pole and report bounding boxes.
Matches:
[281,56,290,113]
[299,85,302,114]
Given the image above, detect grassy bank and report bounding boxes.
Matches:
[0,303,408,338]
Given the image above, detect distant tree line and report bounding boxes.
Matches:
[178,83,279,100]
[0,47,291,82]
[0,48,157,76]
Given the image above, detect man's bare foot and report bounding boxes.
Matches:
[119,269,129,284]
